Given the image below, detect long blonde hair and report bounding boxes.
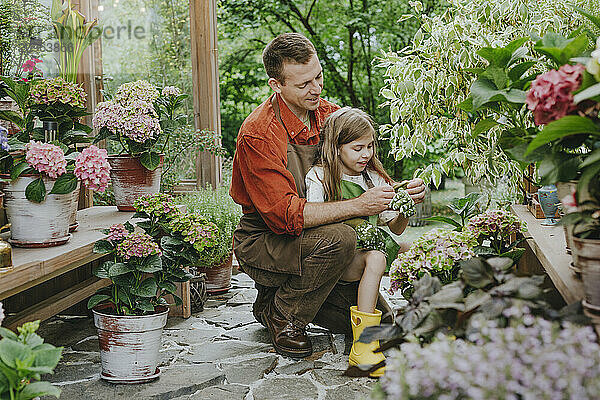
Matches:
[315,107,392,201]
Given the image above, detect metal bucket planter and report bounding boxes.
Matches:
[107,155,163,211]
[1,175,76,247]
[196,253,233,295]
[572,236,600,310]
[93,305,169,384]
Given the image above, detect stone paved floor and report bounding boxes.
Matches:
[38,272,406,400]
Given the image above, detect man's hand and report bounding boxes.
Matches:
[402,178,426,204]
[356,185,395,215]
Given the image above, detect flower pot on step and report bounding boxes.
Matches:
[93,305,168,384]
[107,155,163,211]
[0,175,77,247]
[196,253,233,295]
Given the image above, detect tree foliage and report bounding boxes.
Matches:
[217,0,448,161]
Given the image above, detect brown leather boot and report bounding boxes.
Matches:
[261,301,313,358]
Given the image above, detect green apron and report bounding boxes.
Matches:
[341,177,400,270]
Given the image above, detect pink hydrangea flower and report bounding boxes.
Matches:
[116,232,161,260]
[93,99,161,143]
[74,145,111,192]
[161,86,181,97]
[25,141,67,178]
[106,224,128,242]
[525,64,585,126]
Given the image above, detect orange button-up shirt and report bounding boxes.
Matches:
[230,93,339,236]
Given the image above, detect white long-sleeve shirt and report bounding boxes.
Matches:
[305,166,399,224]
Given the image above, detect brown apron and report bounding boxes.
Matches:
[233,96,317,276]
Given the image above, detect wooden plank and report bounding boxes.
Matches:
[3,277,110,331]
[512,205,583,304]
[0,207,134,300]
[189,0,223,189]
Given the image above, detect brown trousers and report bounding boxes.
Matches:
[237,220,392,335]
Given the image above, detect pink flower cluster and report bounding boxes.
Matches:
[389,228,477,293]
[22,58,42,73]
[74,145,111,192]
[30,77,86,108]
[162,86,181,97]
[25,141,67,178]
[466,209,525,242]
[525,64,585,125]
[106,224,128,242]
[116,232,162,260]
[114,80,159,105]
[93,99,161,143]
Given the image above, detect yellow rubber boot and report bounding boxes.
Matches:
[348,306,386,377]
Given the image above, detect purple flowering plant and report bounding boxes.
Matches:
[465,209,527,258]
[88,193,218,315]
[379,313,600,400]
[92,80,192,171]
[389,228,478,295]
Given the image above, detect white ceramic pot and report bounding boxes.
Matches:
[93,306,168,384]
[1,175,77,247]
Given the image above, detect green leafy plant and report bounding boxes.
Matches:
[0,320,62,400]
[88,193,218,315]
[0,76,92,147]
[176,185,242,268]
[425,192,484,230]
[377,0,589,198]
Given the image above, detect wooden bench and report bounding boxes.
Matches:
[512,205,582,304]
[0,206,190,330]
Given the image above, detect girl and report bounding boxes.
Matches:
[305,107,410,377]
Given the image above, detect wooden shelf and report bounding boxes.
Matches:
[0,206,133,300]
[0,206,190,329]
[511,205,583,304]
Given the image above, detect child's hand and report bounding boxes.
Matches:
[404,178,426,204]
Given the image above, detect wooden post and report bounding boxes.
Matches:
[74,0,104,208]
[189,0,222,189]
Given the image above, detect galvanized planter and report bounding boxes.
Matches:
[107,155,163,211]
[1,175,77,247]
[93,305,169,384]
[196,253,233,295]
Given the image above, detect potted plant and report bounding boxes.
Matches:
[1,75,94,232]
[0,308,63,400]
[464,209,527,261]
[87,193,218,383]
[92,82,188,210]
[389,228,478,297]
[0,138,109,247]
[177,185,242,294]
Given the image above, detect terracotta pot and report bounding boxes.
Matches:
[0,175,77,247]
[107,155,163,211]
[93,305,168,384]
[196,253,233,295]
